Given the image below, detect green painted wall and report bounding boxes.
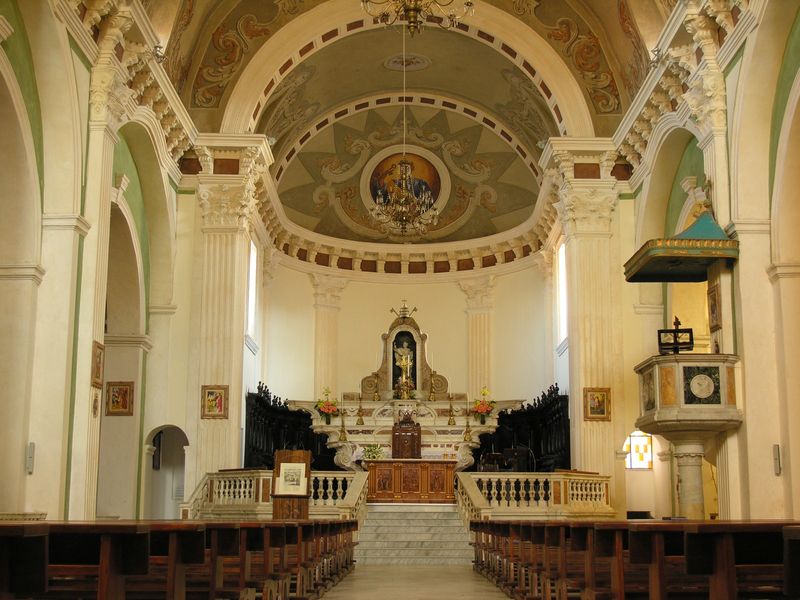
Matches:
[770,7,800,199]
[664,139,705,236]
[0,0,43,192]
[113,135,151,305]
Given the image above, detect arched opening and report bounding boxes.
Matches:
[96,202,146,518]
[144,425,189,519]
[0,50,41,513]
[771,64,800,518]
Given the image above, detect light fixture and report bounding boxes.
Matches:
[361,0,474,36]
[369,26,440,237]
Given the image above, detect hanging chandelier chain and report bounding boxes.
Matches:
[361,0,474,36]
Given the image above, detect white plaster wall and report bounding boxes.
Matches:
[266,266,316,400]
[625,469,656,515]
[494,268,549,400]
[96,346,142,518]
[265,264,552,402]
[336,279,469,397]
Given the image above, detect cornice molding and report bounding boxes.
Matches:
[42,214,92,237]
[0,264,46,285]
[104,333,154,351]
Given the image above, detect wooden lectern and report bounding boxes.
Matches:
[392,414,421,459]
[271,449,312,519]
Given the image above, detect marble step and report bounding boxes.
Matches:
[362,519,464,531]
[359,532,469,542]
[354,504,473,565]
[355,557,473,565]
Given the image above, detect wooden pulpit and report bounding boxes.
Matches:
[271,449,311,519]
[392,414,421,459]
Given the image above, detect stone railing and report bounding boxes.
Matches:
[181,469,369,523]
[454,471,614,523]
[181,469,273,520]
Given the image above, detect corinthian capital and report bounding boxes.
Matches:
[555,185,617,237]
[310,274,348,309]
[458,275,495,310]
[198,184,257,230]
[683,69,726,133]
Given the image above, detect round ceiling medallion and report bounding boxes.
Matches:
[368,152,442,206]
[383,53,432,72]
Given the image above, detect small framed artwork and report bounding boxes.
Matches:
[274,462,308,496]
[106,381,134,416]
[584,387,611,421]
[201,385,229,419]
[91,341,105,388]
[707,282,722,332]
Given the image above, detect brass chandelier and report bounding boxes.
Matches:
[368,26,440,237]
[361,0,474,36]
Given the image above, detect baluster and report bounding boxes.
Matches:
[532,478,541,504]
[323,476,331,505]
[543,478,550,503]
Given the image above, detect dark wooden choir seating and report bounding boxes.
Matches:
[470,518,798,600]
[0,518,357,600]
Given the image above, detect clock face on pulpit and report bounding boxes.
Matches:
[683,366,721,404]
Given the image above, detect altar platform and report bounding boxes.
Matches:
[365,459,456,503]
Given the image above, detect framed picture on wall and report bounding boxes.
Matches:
[90,341,104,388]
[583,387,611,421]
[708,282,722,332]
[201,385,229,419]
[106,381,134,416]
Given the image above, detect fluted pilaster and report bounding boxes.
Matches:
[310,274,348,398]
[458,276,494,400]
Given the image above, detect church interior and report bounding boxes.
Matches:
[2,0,800,596]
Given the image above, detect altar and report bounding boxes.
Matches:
[292,300,523,473]
[365,459,456,503]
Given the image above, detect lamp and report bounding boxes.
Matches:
[368,24,440,236]
[361,0,474,36]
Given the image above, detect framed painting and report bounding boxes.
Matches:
[91,341,104,388]
[707,282,722,332]
[274,462,308,496]
[201,384,229,419]
[106,381,134,416]
[584,387,611,421]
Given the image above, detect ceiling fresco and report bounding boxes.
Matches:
[153,0,664,133]
[256,28,558,164]
[276,106,540,243]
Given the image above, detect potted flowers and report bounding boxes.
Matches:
[362,444,384,461]
[472,386,496,424]
[315,387,339,424]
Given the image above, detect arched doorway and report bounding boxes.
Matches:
[95,202,146,518]
[0,45,41,513]
[144,426,189,519]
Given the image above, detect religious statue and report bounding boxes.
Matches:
[393,339,415,399]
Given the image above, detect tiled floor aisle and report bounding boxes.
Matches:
[324,565,509,599]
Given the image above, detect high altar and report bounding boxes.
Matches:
[298,301,521,484]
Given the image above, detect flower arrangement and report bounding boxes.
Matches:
[472,386,495,424]
[315,387,339,424]
[362,444,385,460]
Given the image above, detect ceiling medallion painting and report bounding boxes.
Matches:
[384,53,432,72]
[277,107,539,244]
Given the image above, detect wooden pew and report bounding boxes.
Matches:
[0,522,49,600]
[46,521,150,600]
[785,525,800,598]
[683,520,790,599]
[126,521,206,600]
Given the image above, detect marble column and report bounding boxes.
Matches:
[458,276,494,401]
[673,440,706,519]
[310,274,348,399]
[553,152,621,481]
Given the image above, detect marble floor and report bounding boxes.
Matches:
[324,565,509,599]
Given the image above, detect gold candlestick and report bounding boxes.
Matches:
[356,394,365,426]
[339,409,348,441]
[463,395,472,441]
[448,395,456,426]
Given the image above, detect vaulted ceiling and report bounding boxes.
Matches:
[144,0,672,244]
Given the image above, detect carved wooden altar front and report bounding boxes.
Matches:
[365,459,456,503]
